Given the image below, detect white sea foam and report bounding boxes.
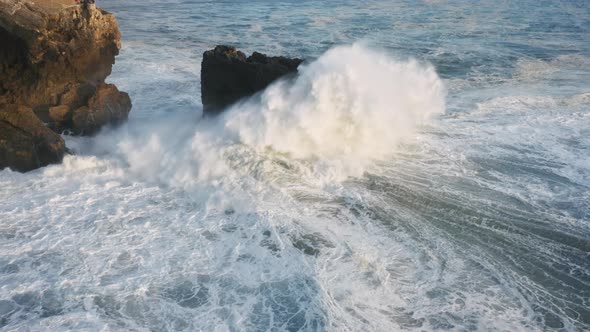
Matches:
[514,54,590,82]
[109,44,446,186]
[2,7,589,327]
[223,44,445,162]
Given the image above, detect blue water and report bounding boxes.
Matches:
[1,0,589,331]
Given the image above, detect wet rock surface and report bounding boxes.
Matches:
[201,45,303,114]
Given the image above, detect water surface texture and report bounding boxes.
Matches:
[1,0,589,331]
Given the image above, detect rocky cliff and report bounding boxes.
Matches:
[0,104,65,172]
[201,45,303,114]
[0,0,131,171]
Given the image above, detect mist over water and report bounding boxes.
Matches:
[1,0,590,331]
[224,45,444,167]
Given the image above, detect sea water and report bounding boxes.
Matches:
[1,0,589,331]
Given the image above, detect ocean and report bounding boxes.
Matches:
[1,0,589,330]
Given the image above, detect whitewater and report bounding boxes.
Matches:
[1,0,589,331]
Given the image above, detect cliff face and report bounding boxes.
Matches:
[0,1,120,105]
[0,1,131,171]
[201,45,303,114]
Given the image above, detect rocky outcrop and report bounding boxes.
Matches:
[201,45,303,114]
[0,104,65,172]
[0,0,131,171]
[70,83,131,134]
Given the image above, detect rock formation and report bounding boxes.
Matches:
[0,104,65,172]
[201,45,303,114]
[0,0,131,171]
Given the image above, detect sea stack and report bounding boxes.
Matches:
[201,45,303,114]
[0,0,131,172]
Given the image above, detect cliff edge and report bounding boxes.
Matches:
[0,0,131,171]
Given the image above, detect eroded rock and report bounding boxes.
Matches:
[0,1,131,171]
[0,104,65,172]
[201,45,303,114]
[59,83,97,111]
[72,83,131,135]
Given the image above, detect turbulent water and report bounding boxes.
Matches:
[1,0,590,331]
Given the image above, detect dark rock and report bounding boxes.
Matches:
[0,104,65,172]
[201,45,303,114]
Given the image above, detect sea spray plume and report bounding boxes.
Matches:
[115,44,446,187]
[222,44,446,169]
